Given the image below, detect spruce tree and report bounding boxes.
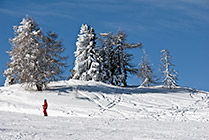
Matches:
[87,28,101,81]
[71,24,100,81]
[160,49,178,89]
[99,32,115,84]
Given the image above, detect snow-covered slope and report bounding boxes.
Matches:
[1,80,209,121]
[1,80,209,139]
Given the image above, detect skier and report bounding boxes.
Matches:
[42,99,48,116]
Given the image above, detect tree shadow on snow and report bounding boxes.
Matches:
[46,83,201,95]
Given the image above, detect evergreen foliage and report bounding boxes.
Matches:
[99,31,142,86]
[99,32,115,84]
[71,24,100,81]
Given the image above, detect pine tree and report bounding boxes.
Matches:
[160,49,178,89]
[4,16,67,91]
[71,24,100,81]
[99,32,115,84]
[113,30,142,86]
[138,49,157,87]
[87,28,101,81]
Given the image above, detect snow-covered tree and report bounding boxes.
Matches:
[87,28,101,81]
[4,69,15,86]
[71,24,100,81]
[4,16,67,91]
[4,16,44,90]
[113,30,142,86]
[98,32,114,84]
[138,49,157,87]
[98,30,142,86]
[160,49,178,89]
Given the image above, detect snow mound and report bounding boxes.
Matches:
[0,80,209,121]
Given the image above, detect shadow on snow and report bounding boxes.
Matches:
[46,82,202,95]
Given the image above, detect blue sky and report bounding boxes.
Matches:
[0,0,209,91]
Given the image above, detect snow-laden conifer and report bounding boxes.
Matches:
[4,16,67,91]
[99,32,114,84]
[4,16,44,90]
[98,30,141,86]
[160,49,178,89]
[138,49,157,87]
[71,24,100,81]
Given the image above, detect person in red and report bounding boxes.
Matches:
[42,99,48,116]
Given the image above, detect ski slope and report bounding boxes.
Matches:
[0,80,209,139]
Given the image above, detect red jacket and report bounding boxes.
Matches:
[43,101,48,110]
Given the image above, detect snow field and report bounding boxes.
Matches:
[1,111,209,140]
[0,80,209,139]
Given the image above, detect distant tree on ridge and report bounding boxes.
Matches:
[160,49,178,89]
[138,49,158,87]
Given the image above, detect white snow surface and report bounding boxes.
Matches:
[1,80,209,139]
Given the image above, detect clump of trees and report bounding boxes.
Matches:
[4,15,178,91]
[70,24,142,86]
[137,48,178,88]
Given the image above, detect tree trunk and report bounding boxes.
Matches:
[140,77,149,88]
[36,84,43,91]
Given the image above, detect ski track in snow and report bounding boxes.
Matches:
[1,80,209,139]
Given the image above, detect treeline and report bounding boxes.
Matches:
[3,16,178,91]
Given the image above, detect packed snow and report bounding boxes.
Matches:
[1,80,209,139]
